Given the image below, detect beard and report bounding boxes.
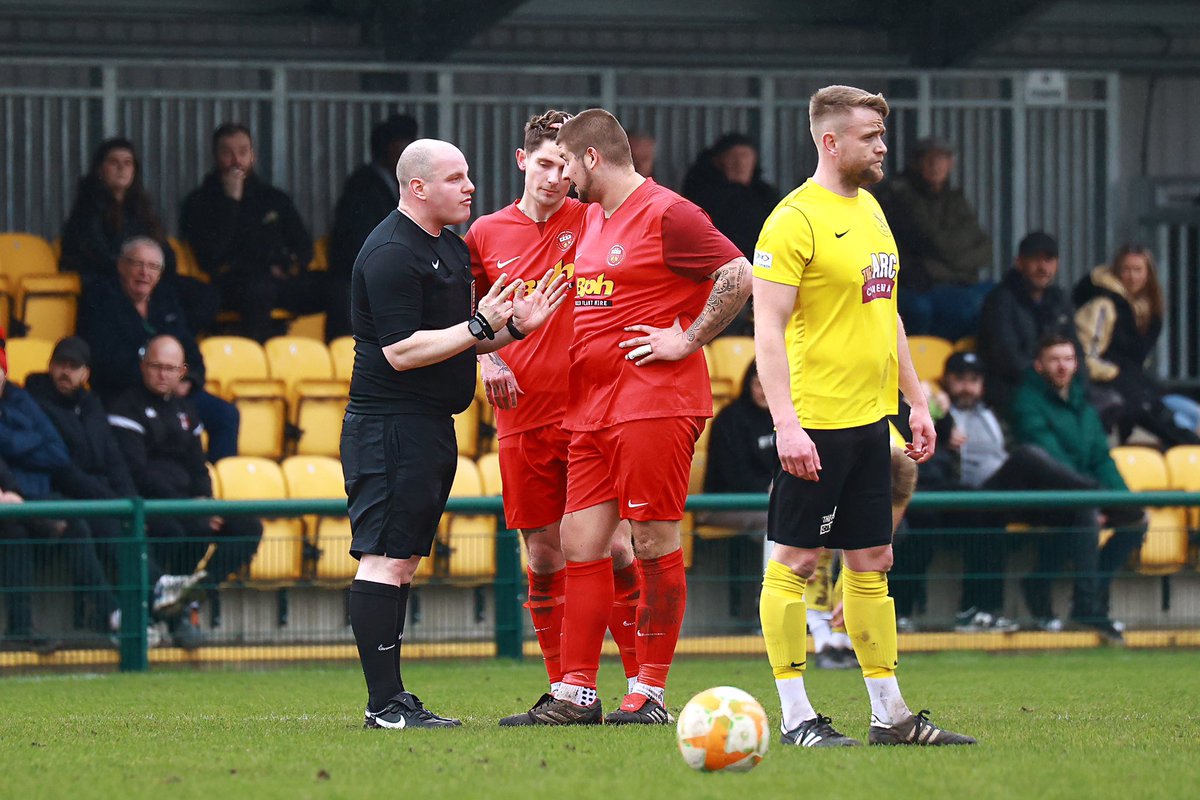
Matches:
[853,161,884,187]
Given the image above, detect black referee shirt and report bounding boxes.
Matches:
[347,210,476,416]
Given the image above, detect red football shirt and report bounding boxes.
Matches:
[565,179,742,432]
[466,198,584,437]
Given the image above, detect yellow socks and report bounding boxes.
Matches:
[760,560,809,678]
[841,567,899,679]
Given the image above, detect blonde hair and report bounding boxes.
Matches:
[809,85,889,138]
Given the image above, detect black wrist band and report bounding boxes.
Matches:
[506,321,527,340]
[473,312,497,340]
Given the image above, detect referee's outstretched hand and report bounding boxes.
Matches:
[510,268,571,335]
[477,271,521,331]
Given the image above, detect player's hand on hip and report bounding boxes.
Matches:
[510,268,570,335]
[905,406,937,463]
[477,271,520,330]
[776,422,821,481]
[620,316,690,366]
[480,353,523,410]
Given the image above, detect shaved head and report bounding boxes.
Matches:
[395,138,475,229]
[396,139,466,197]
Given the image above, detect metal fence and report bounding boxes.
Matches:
[1137,179,1200,383]
[1,490,1198,674]
[0,59,1118,282]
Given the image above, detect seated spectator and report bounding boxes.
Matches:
[1074,243,1200,447]
[1010,334,1148,641]
[78,237,239,461]
[683,134,778,336]
[0,452,62,653]
[180,122,324,342]
[25,336,204,625]
[0,334,119,644]
[107,335,262,642]
[978,231,1079,414]
[875,138,993,341]
[326,114,418,341]
[627,131,657,180]
[59,137,218,334]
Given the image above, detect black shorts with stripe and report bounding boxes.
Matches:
[341,412,457,560]
[767,419,893,551]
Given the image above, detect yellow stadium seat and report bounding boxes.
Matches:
[0,233,57,281]
[215,457,303,582]
[287,313,326,341]
[207,462,221,498]
[454,399,480,458]
[907,335,955,382]
[294,381,348,457]
[19,273,80,340]
[228,383,288,460]
[707,336,755,396]
[329,336,355,382]
[441,455,494,580]
[168,237,206,282]
[309,236,329,271]
[4,337,55,385]
[1110,446,1187,574]
[199,336,271,399]
[954,335,977,353]
[1165,445,1200,534]
[477,452,503,496]
[265,336,335,402]
[281,455,353,582]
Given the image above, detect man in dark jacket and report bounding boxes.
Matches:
[874,138,993,340]
[978,231,1080,414]
[25,336,203,623]
[180,122,322,342]
[0,337,119,643]
[107,335,262,622]
[1010,333,1147,641]
[0,452,60,652]
[78,237,239,461]
[326,114,418,341]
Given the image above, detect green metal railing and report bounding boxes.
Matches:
[1,490,1198,671]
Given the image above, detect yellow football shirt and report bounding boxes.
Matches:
[753,179,899,429]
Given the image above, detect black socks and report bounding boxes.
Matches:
[350,579,409,712]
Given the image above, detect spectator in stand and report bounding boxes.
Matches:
[0,452,61,653]
[59,137,218,335]
[1074,243,1200,447]
[1010,334,1148,642]
[683,134,778,336]
[874,138,993,341]
[107,335,262,644]
[0,333,120,643]
[180,122,323,342]
[977,231,1079,414]
[627,131,657,180]
[78,237,239,462]
[326,114,419,341]
[25,336,204,625]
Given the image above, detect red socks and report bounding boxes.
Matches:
[608,560,641,679]
[635,548,687,689]
[525,567,565,684]
[559,557,614,690]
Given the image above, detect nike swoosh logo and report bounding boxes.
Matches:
[377,643,396,651]
[636,630,664,637]
[627,501,649,508]
[790,660,805,668]
[835,230,849,238]
[621,621,635,627]
[432,260,440,269]
[498,257,521,269]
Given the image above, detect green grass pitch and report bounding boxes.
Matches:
[1,650,1197,799]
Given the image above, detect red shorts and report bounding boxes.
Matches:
[565,416,703,522]
[497,423,571,531]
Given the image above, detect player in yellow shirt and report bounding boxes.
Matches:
[753,84,976,748]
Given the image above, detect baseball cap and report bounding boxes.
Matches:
[1017,231,1059,259]
[944,351,984,377]
[50,336,91,368]
[913,136,953,158]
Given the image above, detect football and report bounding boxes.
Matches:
[676,686,770,772]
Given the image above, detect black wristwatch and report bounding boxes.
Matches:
[506,321,527,341]
[468,312,496,341]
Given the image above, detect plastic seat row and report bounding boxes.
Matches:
[1110,445,1200,574]
[0,232,80,340]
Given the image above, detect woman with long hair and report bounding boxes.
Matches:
[1074,243,1200,447]
[61,138,217,333]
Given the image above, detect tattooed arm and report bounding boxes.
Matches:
[618,256,752,366]
[478,351,524,410]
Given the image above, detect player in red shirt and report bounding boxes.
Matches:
[465,110,642,725]
[518,108,752,725]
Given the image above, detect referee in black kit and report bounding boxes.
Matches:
[342,138,569,729]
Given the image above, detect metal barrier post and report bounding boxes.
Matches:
[118,497,149,672]
[493,514,523,660]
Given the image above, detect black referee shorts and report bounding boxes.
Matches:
[341,412,458,561]
[767,419,893,551]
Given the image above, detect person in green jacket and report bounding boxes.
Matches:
[1009,333,1147,642]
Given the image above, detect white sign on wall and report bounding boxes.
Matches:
[1025,71,1068,106]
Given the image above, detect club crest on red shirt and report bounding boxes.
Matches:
[558,230,575,251]
[607,244,625,267]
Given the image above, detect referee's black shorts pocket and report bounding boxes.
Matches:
[341,412,387,484]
